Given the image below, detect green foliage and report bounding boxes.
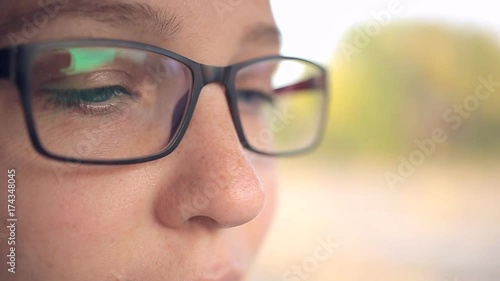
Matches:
[321,22,500,159]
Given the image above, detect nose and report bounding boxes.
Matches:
[153,83,266,229]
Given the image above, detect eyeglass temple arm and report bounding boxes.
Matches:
[0,49,13,79]
[273,73,326,95]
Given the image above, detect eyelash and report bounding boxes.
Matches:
[40,85,272,118]
[237,89,275,105]
[41,85,135,116]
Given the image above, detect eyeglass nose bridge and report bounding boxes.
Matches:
[200,64,229,86]
[197,63,249,149]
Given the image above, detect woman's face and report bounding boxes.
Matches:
[0,1,279,280]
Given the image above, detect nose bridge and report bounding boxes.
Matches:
[197,64,243,149]
[200,64,227,85]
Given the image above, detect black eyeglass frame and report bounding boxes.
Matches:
[0,38,329,165]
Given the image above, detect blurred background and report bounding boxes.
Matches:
[249,0,500,280]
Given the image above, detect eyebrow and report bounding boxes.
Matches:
[243,24,282,47]
[0,1,183,41]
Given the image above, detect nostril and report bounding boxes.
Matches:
[188,216,219,228]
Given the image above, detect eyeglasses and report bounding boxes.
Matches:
[0,39,329,165]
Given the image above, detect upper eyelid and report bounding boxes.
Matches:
[34,69,138,90]
[41,85,130,93]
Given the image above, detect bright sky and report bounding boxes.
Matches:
[271,0,499,64]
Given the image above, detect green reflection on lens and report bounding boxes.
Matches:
[64,48,117,75]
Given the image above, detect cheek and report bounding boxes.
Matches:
[240,156,279,247]
[256,157,279,218]
[0,81,34,162]
[13,166,149,279]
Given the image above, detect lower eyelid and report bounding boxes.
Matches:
[77,103,128,117]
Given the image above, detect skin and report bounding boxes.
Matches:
[0,1,280,280]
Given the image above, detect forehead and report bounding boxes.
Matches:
[0,0,279,46]
[0,0,276,31]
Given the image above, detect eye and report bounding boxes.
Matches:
[43,85,132,105]
[237,89,275,106]
[41,85,135,116]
